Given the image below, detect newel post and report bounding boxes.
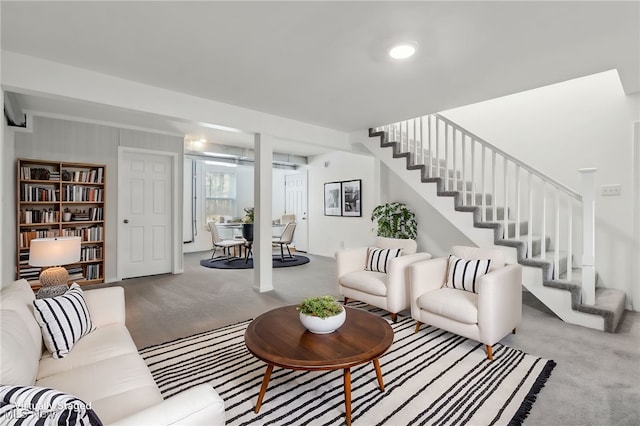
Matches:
[579,168,597,305]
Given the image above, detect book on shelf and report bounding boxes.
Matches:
[19,229,61,248]
[20,209,60,224]
[61,225,103,242]
[80,246,103,262]
[63,168,105,184]
[20,183,58,202]
[63,185,103,202]
[85,264,101,280]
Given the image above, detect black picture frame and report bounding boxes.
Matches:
[324,182,342,216]
[341,179,362,217]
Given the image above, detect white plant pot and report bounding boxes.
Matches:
[299,308,346,334]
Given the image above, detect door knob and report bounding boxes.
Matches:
[123,219,129,224]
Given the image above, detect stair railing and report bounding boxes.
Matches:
[376,114,596,304]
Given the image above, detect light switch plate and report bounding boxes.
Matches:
[601,184,621,196]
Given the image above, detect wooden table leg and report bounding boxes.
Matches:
[343,368,352,426]
[255,364,274,413]
[373,358,385,391]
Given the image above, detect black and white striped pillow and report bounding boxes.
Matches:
[33,283,95,359]
[365,247,403,273]
[445,255,492,293]
[0,385,102,425]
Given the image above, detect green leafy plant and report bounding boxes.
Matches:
[296,296,344,319]
[371,202,417,240]
[243,207,254,223]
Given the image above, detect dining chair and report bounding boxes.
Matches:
[208,222,245,261]
[272,222,297,261]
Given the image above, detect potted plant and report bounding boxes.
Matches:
[371,202,417,240]
[296,295,346,334]
[242,207,254,241]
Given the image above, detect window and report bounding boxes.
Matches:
[204,169,236,220]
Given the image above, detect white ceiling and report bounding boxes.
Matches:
[1,1,638,153]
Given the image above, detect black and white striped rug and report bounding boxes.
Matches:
[140,304,555,425]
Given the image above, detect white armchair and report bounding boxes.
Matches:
[336,237,432,321]
[409,246,522,360]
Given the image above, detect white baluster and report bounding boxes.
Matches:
[453,129,458,201]
[444,124,449,190]
[541,182,547,259]
[428,115,433,177]
[481,145,486,219]
[492,151,497,223]
[435,117,440,179]
[471,139,476,207]
[419,116,424,165]
[554,189,560,280]
[462,134,467,199]
[527,172,533,258]
[567,199,573,281]
[503,158,509,239]
[413,118,420,164]
[579,168,597,305]
[515,164,521,240]
[403,120,408,152]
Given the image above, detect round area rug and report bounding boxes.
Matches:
[200,255,310,270]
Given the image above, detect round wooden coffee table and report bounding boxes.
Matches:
[244,305,394,425]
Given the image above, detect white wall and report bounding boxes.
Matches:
[307,151,378,257]
[441,70,640,310]
[12,116,183,283]
[381,165,473,257]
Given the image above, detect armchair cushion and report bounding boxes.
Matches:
[445,255,492,293]
[339,270,387,296]
[365,247,402,273]
[417,288,478,324]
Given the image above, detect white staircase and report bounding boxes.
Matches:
[367,114,626,332]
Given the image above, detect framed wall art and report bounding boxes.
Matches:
[324,182,342,216]
[341,179,361,217]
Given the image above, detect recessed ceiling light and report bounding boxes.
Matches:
[389,42,417,60]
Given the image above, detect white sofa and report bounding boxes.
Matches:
[0,279,225,425]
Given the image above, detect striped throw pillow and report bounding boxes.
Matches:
[0,385,102,425]
[445,255,492,293]
[33,283,95,359]
[365,247,403,273]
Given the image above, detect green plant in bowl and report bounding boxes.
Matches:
[296,296,343,319]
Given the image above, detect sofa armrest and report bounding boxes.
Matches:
[409,257,449,319]
[478,264,523,344]
[83,286,126,328]
[384,252,433,314]
[336,247,368,279]
[108,384,225,426]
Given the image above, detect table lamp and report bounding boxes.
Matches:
[29,236,81,288]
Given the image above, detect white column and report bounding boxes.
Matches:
[579,167,597,305]
[253,133,274,292]
[0,86,4,284]
[633,122,640,311]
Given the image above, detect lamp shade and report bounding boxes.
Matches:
[29,237,81,267]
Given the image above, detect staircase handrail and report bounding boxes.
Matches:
[435,114,582,201]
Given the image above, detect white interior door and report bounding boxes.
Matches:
[285,172,308,252]
[119,150,173,279]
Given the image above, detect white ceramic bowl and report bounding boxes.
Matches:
[299,308,346,334]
